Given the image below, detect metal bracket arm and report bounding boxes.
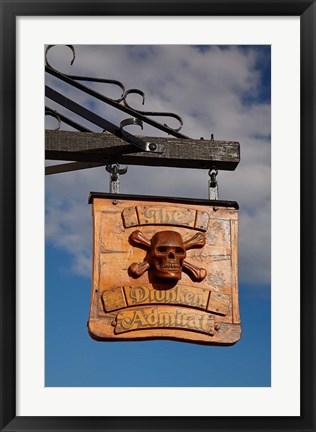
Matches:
[45,86,164,154]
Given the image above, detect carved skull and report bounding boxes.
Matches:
[150,231,186,280]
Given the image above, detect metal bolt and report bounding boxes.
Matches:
[112,200,118,205]
[111,320,116,327]
[148,142,157,151]
[215,324,221,331]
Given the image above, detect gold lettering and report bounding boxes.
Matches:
[175,309,183,327]
[161,208,171,224]
[194,293,202,307]
[115,307,214,335]
[158,311,175,327]
[199,316,215,334]
[119,309,144,330]
[186,315,200,329]
[129,285,148,303]
[166,289,177,303]
[172,210,185,223]
[184,291,194,305]
[138,206,199,228]
[125,285,209,310]
[146,308,158,326]
[154,290,165,303]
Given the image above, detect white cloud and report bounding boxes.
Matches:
[45,44,271,287]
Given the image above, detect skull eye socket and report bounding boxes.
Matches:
[157,246,168,253]
[175,247,185,254]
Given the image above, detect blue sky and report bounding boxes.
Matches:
[45,45,271,387]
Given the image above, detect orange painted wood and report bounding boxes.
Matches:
[88,194,241,345]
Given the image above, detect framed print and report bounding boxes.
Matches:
[1,1,315,431]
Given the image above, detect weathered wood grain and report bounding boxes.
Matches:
[45,130,240,170]
[88,194,241,345]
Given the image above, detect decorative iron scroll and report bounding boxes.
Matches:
[45,45,187,139]
[45,107,92,132]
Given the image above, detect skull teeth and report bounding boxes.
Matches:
[161,263,180,269]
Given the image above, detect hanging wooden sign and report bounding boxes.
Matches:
[88,193,241,345]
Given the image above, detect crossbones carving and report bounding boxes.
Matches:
[128,230,207,282]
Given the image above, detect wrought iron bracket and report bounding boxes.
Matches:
[45,45,240,178]
[45,86,164,154]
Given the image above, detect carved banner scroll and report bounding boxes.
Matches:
[122,206,209,231]
[114,307,215,335]
[88,193,241,345]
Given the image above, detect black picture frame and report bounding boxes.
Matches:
[1,1,315,431]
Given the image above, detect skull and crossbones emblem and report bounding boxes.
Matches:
[128,230,207,282]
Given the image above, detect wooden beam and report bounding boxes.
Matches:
[45,161,105,175]
[45,130,240,171]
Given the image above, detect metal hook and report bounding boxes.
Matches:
[106,164,128,194]
[208,168,219,200]
[209,168,218,187]
[120,117,143,131]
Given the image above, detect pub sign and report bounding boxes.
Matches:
[88,193,241,345]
